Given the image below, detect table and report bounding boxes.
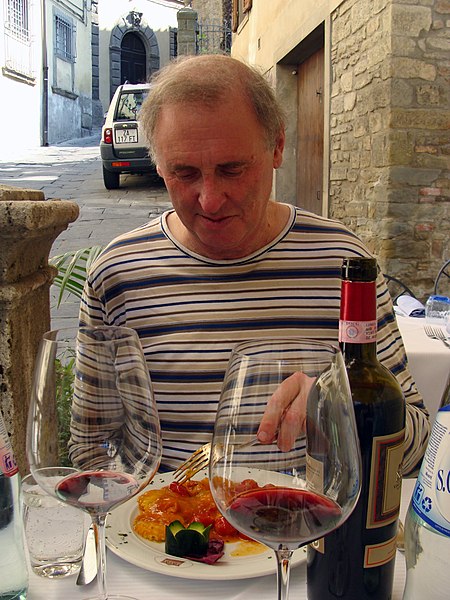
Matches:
[396,316,450,420]
[26,481,416,600]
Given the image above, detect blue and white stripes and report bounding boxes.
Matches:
[79,204,429,475]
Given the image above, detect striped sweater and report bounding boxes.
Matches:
[79,205,430,474]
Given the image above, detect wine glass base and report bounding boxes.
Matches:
[83,596,140,600]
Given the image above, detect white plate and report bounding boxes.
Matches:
[106,470,307,580]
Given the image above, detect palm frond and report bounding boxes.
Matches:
[49,245,104,307]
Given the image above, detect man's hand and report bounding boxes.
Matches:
[257,371,315,451]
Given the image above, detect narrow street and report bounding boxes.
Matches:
[0,132,171,328]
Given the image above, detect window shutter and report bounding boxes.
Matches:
[232,0,239,32]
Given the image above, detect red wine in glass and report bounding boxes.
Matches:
[55,471,139,514]
[228,486,343,548]
[27,326,162,600]
[209,338,361,600]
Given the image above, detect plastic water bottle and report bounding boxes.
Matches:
[0,411,28,600]
[403,374,450,599]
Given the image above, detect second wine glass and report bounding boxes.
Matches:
[27,326,162,600]
[209,338,361,600]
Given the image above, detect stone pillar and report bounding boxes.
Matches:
[0,185,79,473]
[177,6,198,56]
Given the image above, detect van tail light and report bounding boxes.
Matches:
[103,128,113,144]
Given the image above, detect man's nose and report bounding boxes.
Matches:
[197,176,227,214]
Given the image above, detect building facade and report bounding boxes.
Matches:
[231,0,449,298]
[96,0,181,123]
[1,0,92,149]
[0,0,185,150]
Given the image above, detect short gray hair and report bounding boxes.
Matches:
[140,54,286,162]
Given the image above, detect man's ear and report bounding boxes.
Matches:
[273,130,285,169]
[156,164,162,177]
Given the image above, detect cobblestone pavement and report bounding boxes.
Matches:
[0,131,172,328]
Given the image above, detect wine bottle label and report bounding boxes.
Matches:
[364,535,397,568]
[366,429,404,529]
[339,319,377,343]
[0,412,18,477]
[411,407,450,538]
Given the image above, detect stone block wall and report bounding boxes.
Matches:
[0,186,79,473]
[192,0,225,22]
[329,0,449,299]
[177,7,199,56]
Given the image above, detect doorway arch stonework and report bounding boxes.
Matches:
[109,13,160,100]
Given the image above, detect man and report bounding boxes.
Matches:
[79,54,429,474]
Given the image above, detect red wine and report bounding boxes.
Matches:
[307,257,405,600]
[227,486,342,548]
[55,470,139,514]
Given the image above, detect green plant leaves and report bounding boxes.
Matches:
[49,245,103,306]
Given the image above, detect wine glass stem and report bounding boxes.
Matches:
[93,514,108,600]
[275,548,294,600]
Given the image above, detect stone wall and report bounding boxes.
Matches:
[191,0,226,22]
[329,0,449,299]
[0,186,79,473]
[177,7,198,56]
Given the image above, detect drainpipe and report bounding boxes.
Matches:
[41,0,49,146]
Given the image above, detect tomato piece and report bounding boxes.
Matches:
[169,481,191,497]
[214,516,238,537]
[235,479,259,494]
[192,508,217,528]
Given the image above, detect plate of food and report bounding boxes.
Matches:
[106,469,307,580]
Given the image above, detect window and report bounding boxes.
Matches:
[6,0,30,42]
[55,13,76,61]
[232,0,252,32]
[115,90,149,121]
[3,0,34,80]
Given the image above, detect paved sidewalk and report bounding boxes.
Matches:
[0,130,171,252]
[0,131,172,328]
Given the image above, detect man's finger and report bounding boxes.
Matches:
[257,371,312,444]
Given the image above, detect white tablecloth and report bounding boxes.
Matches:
[26,481,417,600]
[27,320,439,600]
[396,316,450,421]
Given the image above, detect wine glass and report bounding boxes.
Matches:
[209,338,361,600]
[26,326,162,600]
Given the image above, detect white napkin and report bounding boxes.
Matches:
[395,295,425,318]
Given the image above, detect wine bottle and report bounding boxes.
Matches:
[402,373,450,599]
[0,410,28,600]
[307,257,405,599]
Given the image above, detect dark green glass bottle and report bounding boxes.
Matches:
[307,257,406,599]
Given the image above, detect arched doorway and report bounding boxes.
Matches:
[121,32,146,84]
[109,16,162,101]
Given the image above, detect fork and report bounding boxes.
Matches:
[173,437,259,484]
[424,325,450,349]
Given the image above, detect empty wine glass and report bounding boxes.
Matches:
[209,338,361,600]
[27,326,162,600]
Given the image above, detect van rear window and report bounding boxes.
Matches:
[115,91,148,120]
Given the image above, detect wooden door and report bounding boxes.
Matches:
[296,47,324,214]
[121,33,146,84]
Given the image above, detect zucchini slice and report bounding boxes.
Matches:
[165,521,212,558]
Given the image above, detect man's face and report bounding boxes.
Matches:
[154,93,284,260]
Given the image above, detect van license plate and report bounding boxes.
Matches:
[115,129,138,144]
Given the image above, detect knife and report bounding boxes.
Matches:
[76,525,98,586]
